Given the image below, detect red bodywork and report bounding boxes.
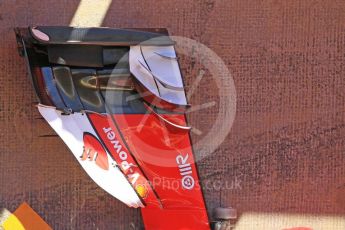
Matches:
[88,113,210,229]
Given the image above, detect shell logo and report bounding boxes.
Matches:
[135,184,148,199]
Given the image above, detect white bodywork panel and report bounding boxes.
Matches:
[129,45,187,105]
[37,105,143,208]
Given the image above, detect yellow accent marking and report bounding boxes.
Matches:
[70,0,112,27]
[136,184,148,199]
[234,212,345,230]
[2,214,25,230]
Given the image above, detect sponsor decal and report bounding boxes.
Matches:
[103,127,139,184]
[87,114,164,206]
[176,153,195,190]
[81,133,109,170]
[135,184,148,199]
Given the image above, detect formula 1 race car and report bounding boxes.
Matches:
[15,26,236,230]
